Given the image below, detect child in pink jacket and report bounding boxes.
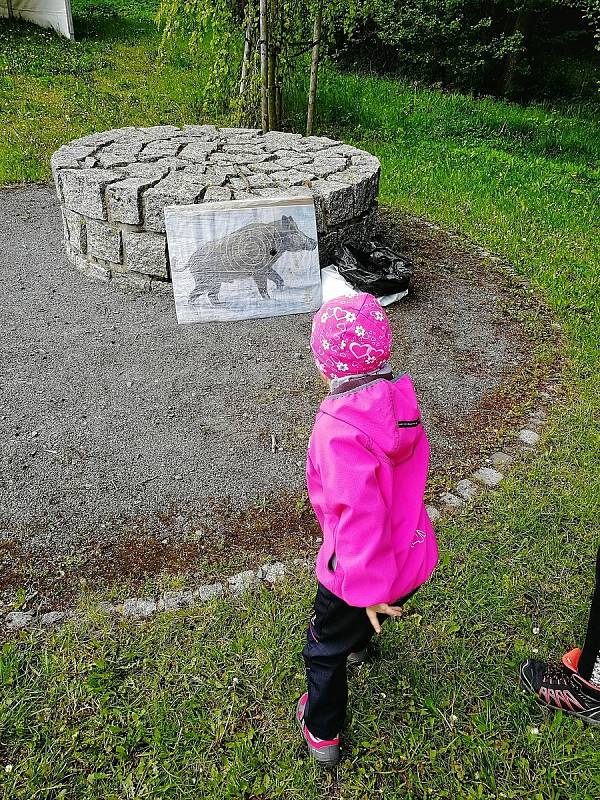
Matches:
[295,292,439,767]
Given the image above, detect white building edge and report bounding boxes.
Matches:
[1,0,74,40]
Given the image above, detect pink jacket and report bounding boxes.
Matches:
[306,374,438,607]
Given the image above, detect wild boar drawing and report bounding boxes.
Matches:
[179,215,318,305]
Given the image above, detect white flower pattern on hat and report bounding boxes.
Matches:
[311,294,392,379]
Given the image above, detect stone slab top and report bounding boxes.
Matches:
[51,125,380,223]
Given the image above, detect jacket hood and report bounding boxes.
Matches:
[319,374,422,464]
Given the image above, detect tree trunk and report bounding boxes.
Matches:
[239,17,253,96]
[259,0,269,132]
[268,0,277,129]
[306,2,322,137]
[503,7,531,97]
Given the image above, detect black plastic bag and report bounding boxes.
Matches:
[333,240,413,296]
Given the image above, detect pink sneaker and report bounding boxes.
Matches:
[295,692,340,767]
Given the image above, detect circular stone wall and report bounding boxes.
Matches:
[50,125,380,294]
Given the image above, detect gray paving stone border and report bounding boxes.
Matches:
[2,406,549,634]
[51,126,381,292]
[434,407,549,515]
[2,559,311,631]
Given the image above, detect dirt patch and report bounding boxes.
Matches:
[0,188,563,611]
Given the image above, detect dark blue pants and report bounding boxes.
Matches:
[302,582,416,740]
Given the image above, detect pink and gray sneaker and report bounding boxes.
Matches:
[295,692,340,767]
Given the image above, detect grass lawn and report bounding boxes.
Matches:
[1,2,599,798]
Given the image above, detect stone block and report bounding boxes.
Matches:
[68,130,120,148]
[272,150,313,164]
[107,176,161,225]
[142,174,206,233]
[225,134,264,146]
[62,209,87,254]
[309,157,348,178]
[112,270,151,292]
[426,505,441,522]
[150,278,174,297]
[334,166,380,217]
[136,125,182,140]
[455,479,478,501]
[248,160,290,175]
[290,135,340,152]
[350,152,382,172]
[311,179,355,229]
[51,144,97,171]
[189,166,231,185]
[472,467,503,487]
[149,157,186,173]
[491,452,513,468]
[60,168,121,220]
[261,131,303,152]
[440,491,463,508]
[97,142,144,169]
[67,246,111,282]
[194,583,224,602]
[124,231,168,278]
[86,220,122,264]
[162,590,194,612]
[40,611,66,626]
[182,124,218,139]
[123,163,169,179]
[318,211,376,263]
[179,141,218,163]
[211,151,271,166]
[227,570,258,594]
[140,138,187,161]
[203,186,233,202]
[519,429,540,446]
[5,611,33,631]
[328,144,365,159]
[219,127,261,136]
[270,168,315,187]
[259,562,286,583]
[123,597,157,619]
[229,173,273,192]
[222,144,268,156]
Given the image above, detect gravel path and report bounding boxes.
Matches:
[0,186,535,603]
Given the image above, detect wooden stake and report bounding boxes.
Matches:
[239,15,253,96]
[268,0,277,130]
[259,0,269,132]
[306,2,322,137]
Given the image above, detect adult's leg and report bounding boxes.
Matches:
[519,546,600,728]
[576,546,600,684]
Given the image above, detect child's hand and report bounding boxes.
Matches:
[365,604,404,634]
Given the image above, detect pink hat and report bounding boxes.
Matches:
[310,293,393,379]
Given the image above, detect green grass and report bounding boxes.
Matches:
[1,3,600,797]
[0,0,216,184]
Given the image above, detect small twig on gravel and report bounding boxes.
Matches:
[270,434,277,454]
[139,475,160,486]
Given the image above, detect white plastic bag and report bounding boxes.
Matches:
[321,265,408,306]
